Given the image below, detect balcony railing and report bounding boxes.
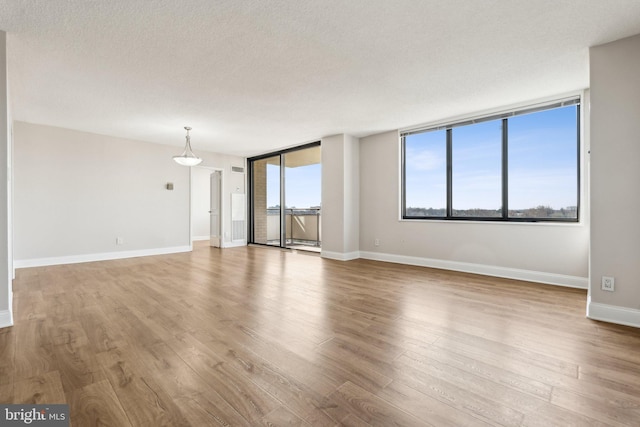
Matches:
[266,207,321,247]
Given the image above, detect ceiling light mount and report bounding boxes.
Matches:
[173,126,202,166]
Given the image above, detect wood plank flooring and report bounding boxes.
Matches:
[3,242,640,426]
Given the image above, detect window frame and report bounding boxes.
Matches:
[401,98,581,223]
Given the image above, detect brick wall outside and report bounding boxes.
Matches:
[253,160,267,243]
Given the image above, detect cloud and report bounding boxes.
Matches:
[406,147,443,171]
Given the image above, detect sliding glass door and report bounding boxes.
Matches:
[249,143,321,250]
[249,155,281,246]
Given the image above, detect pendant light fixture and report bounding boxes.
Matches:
[173,126,202,166]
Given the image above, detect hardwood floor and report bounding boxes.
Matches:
[3,243,640,426]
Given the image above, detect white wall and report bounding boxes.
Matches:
[358,128,589,287]
[13,122,190,265]
[13,121,246,267]
[0,31,12,328]
[588,33,640,326]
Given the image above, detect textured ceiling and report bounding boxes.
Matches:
[1,1,640,157]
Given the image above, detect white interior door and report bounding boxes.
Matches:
[210,171,222,247]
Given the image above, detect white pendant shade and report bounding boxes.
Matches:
[173,126,202,166]
[173,154,202,166]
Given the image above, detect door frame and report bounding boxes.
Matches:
[209,170,222,247]
[189,166,224,249]
[247,141,321,248]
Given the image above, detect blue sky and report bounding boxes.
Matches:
[266,163,322,208]
[405,105,578,210]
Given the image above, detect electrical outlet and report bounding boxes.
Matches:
[374,238,380,247]
[116,237,124,245]
[601,276,615,292]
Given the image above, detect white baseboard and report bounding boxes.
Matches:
[178,240,247,249]
[0,309,13,329]
[222,241,247,248]
[358,251,588,289]
[587,297,640,328]
[14,245,193,268]
[321,250,360,261]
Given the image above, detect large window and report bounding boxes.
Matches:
[402,99,580,222]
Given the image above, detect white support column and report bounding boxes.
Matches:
[0,30,13,328]
[588,33,640,328]
[321,134,360,260]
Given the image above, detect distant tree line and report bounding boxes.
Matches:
[509,205,577,218]
[406,205,577,219]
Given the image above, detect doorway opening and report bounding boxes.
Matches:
[248,142,321,251]
[191,167,223,248]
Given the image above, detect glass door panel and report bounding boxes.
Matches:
[251,155,281,246]
[284,146,321,249]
